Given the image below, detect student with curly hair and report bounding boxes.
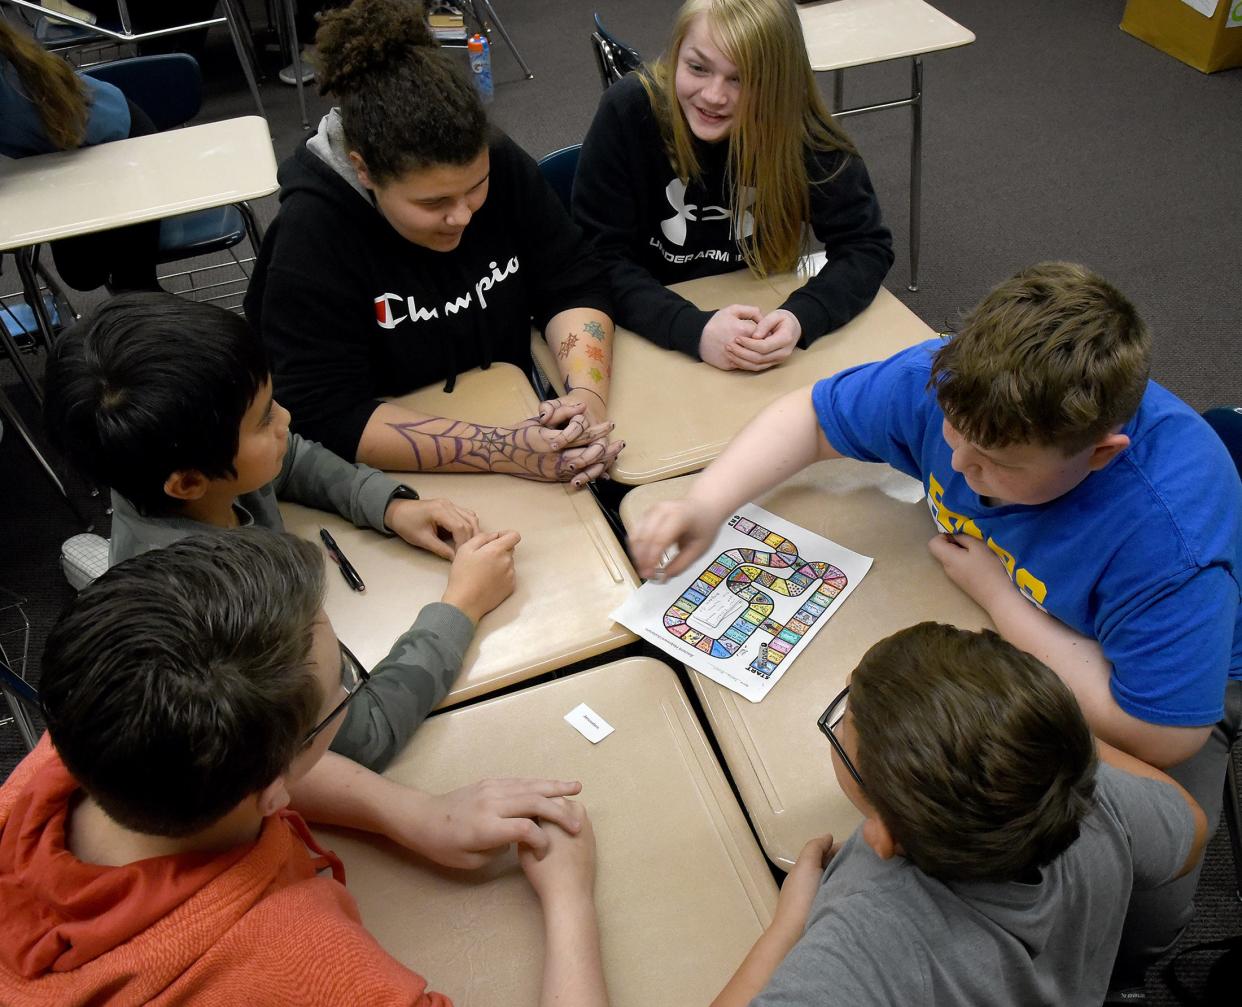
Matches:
[246,0,621,488]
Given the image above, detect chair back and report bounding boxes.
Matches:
[537,145,581,212]
[591,13,642,90]
[1,657,41,751]
[81,54,203,131]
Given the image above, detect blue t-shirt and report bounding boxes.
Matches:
[812,339,1242,727]
[0,62,129,159]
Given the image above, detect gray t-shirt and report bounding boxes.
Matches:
[753,763,1194,1007]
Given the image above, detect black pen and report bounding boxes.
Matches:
[320,528,366,593]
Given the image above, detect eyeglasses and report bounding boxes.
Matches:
[817,685,863,789]
[302,641,371,748]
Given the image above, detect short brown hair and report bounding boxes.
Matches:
[930,262,1150,455]
[41,530,326,838]
[849,623,1097,883]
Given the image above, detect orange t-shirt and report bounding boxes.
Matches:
[0,737,452,1006]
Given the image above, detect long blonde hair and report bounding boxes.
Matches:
[638,0,855,277]
[0,20,89,150]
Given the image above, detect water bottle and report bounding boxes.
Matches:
[468,33,494,104]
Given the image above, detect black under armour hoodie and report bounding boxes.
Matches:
[245,111,611,462]
[572,74,893,358]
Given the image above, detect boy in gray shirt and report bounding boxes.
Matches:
[45,292,520,772]
[714,623,1208,1006]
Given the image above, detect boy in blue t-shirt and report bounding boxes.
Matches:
[631,262,1242,982]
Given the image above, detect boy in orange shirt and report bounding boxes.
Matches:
[0,531,608,1006]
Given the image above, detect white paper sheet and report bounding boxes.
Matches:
[1180,0,1218,18]
[613,504,872,702]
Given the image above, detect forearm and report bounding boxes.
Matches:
[289,751,431,843]
[358,402,558,480]
[546,308,613,419]
[687,387,840,523]
[711,928,799,1007]
[538,894,609,1007]
[328,604,473,772]
[986,592,1211,768]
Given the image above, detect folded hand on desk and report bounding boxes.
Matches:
[384,497,481,560]
[700,305,801,372]
[528,397,623,489]
[394,777,587,870]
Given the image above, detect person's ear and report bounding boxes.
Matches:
[255,775,292,818]
[163,469,210,502]
[348,151,375,191]
[1086,432,1130,472]
[862,815,899,860]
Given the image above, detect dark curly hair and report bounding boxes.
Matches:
[314,0,487,183]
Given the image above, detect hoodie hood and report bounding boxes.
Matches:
[305,108,372,204]
[0,739,341,999]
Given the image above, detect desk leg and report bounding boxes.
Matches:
[0,384,84,523]
[221,0,268,122]
[833,69,844,113]
[10,251,52,404]
[279,0,309,129]
[908,57,923,293]
[473,0,535,79]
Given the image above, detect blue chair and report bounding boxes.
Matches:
[81,54,264,310]
[591,13,641,91]
[537,144,581,213]
[0,656,39,752]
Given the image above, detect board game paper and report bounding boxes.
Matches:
[613,504,872,702]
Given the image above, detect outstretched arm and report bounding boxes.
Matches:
[629,386,840,578]
[290,751,586,868]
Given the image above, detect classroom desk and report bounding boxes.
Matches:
[280,363,638,708]
[0,115,277,249]
[532,267,936,485]
[0,115,278,514]
[619,460,993,869]
[798,0,975,291]
[313,658,778,1006]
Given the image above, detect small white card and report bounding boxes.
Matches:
[564,703,614,744]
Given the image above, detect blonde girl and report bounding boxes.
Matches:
[574,0,893,371]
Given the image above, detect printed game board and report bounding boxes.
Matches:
[614,504,872,702]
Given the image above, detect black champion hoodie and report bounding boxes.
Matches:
[245,112,612,462]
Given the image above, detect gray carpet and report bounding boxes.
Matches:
[2,0,1240,1001]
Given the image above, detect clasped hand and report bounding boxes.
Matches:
[700,305,801,372]
[517,397,623,488]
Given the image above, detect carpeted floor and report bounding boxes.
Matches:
[2,1,1240,1001]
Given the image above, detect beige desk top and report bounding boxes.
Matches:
[280,364,637,708]
[798,0,975,72]
[619,460,993,869]
[532,269,936,486]
[314,657,778,1006]
[0,116,277,250]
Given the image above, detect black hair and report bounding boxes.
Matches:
[43,292,270,515]
[40,530,327,838]
[315,0,487,182]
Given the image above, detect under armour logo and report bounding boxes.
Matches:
[660,178,754,246]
